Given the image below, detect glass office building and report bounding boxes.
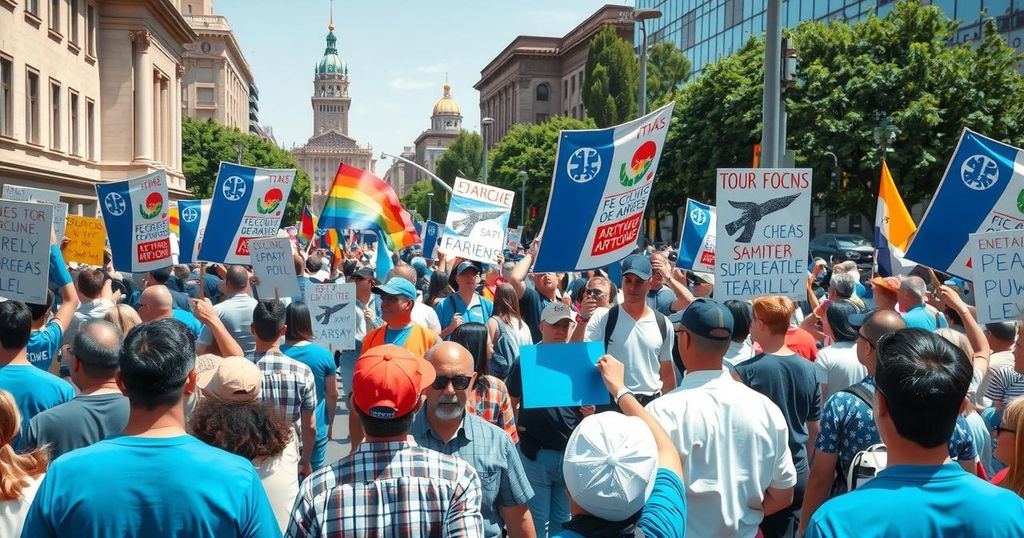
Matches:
[637,0,1024,78]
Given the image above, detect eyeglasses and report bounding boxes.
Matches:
[431,375,473,391]
[585,288,606,297]
[997,426,1017,436]
[857,331,875,348]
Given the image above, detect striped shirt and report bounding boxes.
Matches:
[285,440,484,538]
[257,350,317,423]
[467,375,519,443]
[984,366,1024,406]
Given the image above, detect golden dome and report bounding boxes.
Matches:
[432,83,461,115]
[328,22,335,31]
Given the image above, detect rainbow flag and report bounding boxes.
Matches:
[299,204,318,244]
[318,163,419,250]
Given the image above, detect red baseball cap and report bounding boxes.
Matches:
[352,344,436,420]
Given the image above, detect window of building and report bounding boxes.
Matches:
[0,56,11,138]
[26,69,40,144]
[197,87,214,105]
[86,98,95,160]
[69,90,79,155]
[50,0,60,33]
[50,80,61,150]
[86,3,96,56]
[681,9,697,49]
[570,74,575,94]
[563,79,568,99]
[27,0,40,17]
[535,84,549,102]
[724,0,743,29]
[69,0,79,44]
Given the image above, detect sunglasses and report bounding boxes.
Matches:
[431,375,473,391]
[997,426,1017,436]
[585,288,605,297]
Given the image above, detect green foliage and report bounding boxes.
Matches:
[400,179,439,224]
[583,25,639,128]
[488,116,594,230]
[435,130,483,184]
[181,118,311,226]
[646,41,690,106]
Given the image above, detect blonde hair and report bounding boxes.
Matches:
[1002,397,1024,498]
[935,328,974,358]
[104,303,142,335]
[0,390,49,500]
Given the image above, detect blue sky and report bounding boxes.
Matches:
[215,0,625,174]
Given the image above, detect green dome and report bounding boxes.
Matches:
[316,29,346,75]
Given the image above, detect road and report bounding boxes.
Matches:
[324,380,351,464]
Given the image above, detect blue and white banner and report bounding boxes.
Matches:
[534,102,675,272]
[905,129,1024,279]
[177,199,211,264]
[95,171,172,273]
[441,178,514,264]
[676,199,716,273]
[197,162,295,264]
[422,220,441,260]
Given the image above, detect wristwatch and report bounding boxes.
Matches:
[614,387,633,404]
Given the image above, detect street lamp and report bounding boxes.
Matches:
[234,139,244,164]
[873,117,899,159]
[517,170,528,227]
[481,117,495,184]
[379,152,452,194]
[632,8,662,117]
[427,191,434,222]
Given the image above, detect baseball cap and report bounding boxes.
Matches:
[372,277,417,299]
[201,356,261,403]
[563,413,659,522]
[351,267,375,280]
[691,271,716,287]
[454,261,480,276]
[621,255,652,280]
[352,344,436,420]
[870,276,900,294]
[669,298,733,341]
[541,302,575,324]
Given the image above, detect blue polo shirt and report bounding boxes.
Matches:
[805,463,1024,537]
[901,304,948,331]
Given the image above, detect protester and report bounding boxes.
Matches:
[21,319,279,537]
[937,328,993,474]
[425,269,453,307]
[813,300,866,400]
[570,275,613,343]
[647,298,795,537]
[0,390,48,537]
[804,329,1024,537]
[391,262,442,332]
[436,261,494,339]
[280,302,339,471]
[645,252,678,315]
[26,244,78,373]
[868,276,900,311]
[486,283,533,380]
[64,267,115,345]
[509,238,560,343]
[196,265,259,359]
[976,321,1018,410]
[190,356,297,532]
[585,255,675,404]
[22,320,128,459]
[412,341,535,538]
[992,396,1024,495]
[723,299,755,368]
[286,344,483,536]
[142,267,193,312]
[481,262,507,302]
[982,321,1024,415]
[337,266,379,398]
[898,276,947,330]
[104,303,142,336]
[137,284,204,337]
[734,295,821,538]
[451,322,518,442]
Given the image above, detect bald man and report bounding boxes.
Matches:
[411,342,535,538]
[138,285,243,357]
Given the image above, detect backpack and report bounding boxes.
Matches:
[489,317,520,382]
[603,306,670,361]
[842,382,888,490]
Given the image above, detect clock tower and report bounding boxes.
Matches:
[413,82,464,184]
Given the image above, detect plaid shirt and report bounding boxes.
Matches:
[256,350,317,423]
[467,375,518,444]
[285,440,484,538]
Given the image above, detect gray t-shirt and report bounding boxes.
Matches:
[22,393,130,459]
[197,293,258,360]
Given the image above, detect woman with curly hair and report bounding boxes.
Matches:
[0,389,49,536]
[190,357,295,532]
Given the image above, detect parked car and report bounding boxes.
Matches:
[808,233,874,272]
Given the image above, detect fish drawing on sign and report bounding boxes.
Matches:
[315,302,350,325]
[451,209,507,236]
[724,193,801,243]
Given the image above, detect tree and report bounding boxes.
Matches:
[435,130,483,184]
[400,179,439,224]
[646,41,690,106]
[583,25,639,128]
[182,118,311,226]
[488,116,594,231]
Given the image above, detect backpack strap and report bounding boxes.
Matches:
[842,382,873,407]
[654,310,669,346]
[603,305,620,352]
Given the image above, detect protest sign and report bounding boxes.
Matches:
[2,185,67,241]
[249,236,300,299]
[305,282,357,351]
[177,199,211,264]
[906,129,1024,279]
[505,227,523,251]
[440,178,514,263]
[198,162,295,264]
[0,200,52,303]
[969,229,1024,324]
[422,220,441,260]
[715,168,811,301]
[519,342,609,409]
[95,171,172,273]
[676,199,716,273]
[534,102,675,272]
[63,215,106,266]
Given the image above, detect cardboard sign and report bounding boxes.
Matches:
[249,236,300,299]
[440,177,514,263]
[519,342,610,409]
[64,215,106,266]
[715,168,812,301]
[676,199,716,272]
[969,229,1024,324]
[95,171,173,272]
[505,227,523,251]
[305,282,357,351]
[0,200,53,303]
[2,185,67,241]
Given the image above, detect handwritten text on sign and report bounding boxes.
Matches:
[64,216,107,266]
[970,229,1024,324]
[0,200,53,303]
[305,282,357,351]
[249,236,300,299]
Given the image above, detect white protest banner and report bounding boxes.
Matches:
[305,282,357,351]
[0,200,53,303]
[969,229,1024,324]
[715,169,811,301]
[249,236,300,299]
[505,227,523,251]
[95,171,173,273]
[3,185,67,241]
[440,178,514,263]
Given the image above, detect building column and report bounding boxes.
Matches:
[175,64,184,171]
[130,30,153,163]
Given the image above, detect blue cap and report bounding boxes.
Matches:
[372,277,417,300]
[944,276,969,289]
[668,298,733,341]
[621,255,652,280]
[455,261,480,276]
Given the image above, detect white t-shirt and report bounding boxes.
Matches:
[585,305,673,394]
[64,299,114,345]
[813,341,866,401]
[0,473,43,537]
[647,369,796,538]
[411,301,441,332]
[724,340,754,369]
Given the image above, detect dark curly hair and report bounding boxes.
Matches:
[190,399,292,461]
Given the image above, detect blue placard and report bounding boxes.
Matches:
[676,199,716,272]
[519,342,610,409]
[422,220,441,260]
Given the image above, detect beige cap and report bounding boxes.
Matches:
[201,356,261,403]
[541,302,575,324]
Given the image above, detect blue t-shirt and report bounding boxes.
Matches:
[0,364,75,449]
[901,304,948,331]
[27,321,63,371]
[281,342,336,431]
[384,325,414,346]
[21,435,281,538]
[171,308,205,339]
[646,286,677,316]
[553,469,686,538]
[805,463,1024,537]
[434,293,494,331]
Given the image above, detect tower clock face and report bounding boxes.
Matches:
[445,120,453,127]
[200,41,211,54]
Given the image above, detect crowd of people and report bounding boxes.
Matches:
[1,232,1023,537]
